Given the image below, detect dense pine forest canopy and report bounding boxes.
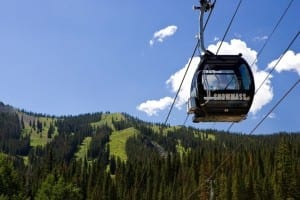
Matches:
[0,102,299,200]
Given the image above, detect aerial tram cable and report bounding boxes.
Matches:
[205,31,299,199]
[185,77,300,200]
[206,31,299,199]
[248,78,300,135]
[163,39,199,126]
[208,78,300,180]
[249,0,295,68]
[185,1,297,199]
[163,0,216,126]
[227,30,299,132]
[226,0,296,132]
[253,32,299,100]
[215,0,242,55]
[183,114,190,126]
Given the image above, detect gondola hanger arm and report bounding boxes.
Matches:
[193,0,215,53]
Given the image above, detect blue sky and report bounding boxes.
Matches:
[0,0,299,134]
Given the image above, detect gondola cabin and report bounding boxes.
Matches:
[187,51,255,122]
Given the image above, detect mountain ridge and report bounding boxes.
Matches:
[0,101,299,199]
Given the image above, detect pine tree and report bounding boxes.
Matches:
[0,154,21,197]
[21,116,25,130]
[47,123,55,139]
[218,173,230,199]
[37,120,43,133]
[32,120,36,130]
[274,135,298,199]
[35,174,83,200]
[110,156,116,175]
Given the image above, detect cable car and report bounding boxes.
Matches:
[187,51,255,122]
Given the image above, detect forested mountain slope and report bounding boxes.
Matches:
[0,102,299,199]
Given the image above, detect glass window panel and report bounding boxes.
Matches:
[202,70,239,90]
[239,64,251,90]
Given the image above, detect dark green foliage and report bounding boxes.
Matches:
[0,153,25,200]
[0,112,30,155]
[35,174,83,200]
[0,154,20,197]
[0,109,299,199]
[37,120,43,133]
[0,112,21,139]
[109,156,116,175]
[87,125,111,160]
[273,135,299,199]
[21,116,25,129]
[32,120,36,130]
[47,123,55,139]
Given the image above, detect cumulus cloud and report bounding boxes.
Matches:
[250,68,273,114]
[138,39,275,116]
[267,50,300,76]
[149,25,178,46]
[207,39,257,63]
[136,97,173,116]
[165,57,200,108]
[137,57,199,116]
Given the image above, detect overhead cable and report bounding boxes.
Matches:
[226,0,296,132]
[227,30,299,132]
[216,0,242,55]
[185,77,300,200]
[197,31,299,198]
[164,1,216,126]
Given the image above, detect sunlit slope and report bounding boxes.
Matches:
[91,112,125,131]
[109,127,139,161]
[75,136,92,161]
[20,114,58,147]
[76,113,135,162]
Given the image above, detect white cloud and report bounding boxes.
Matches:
[138,39,275,116]
[137,57,199,116]
[165,57,200,109]
[149,25,178,46]
[207,39,257,64]
[267,50,300,76]
[136,97,173,116]
[207,39,273,114]
[250,68,273,114]
[253,35,268,42]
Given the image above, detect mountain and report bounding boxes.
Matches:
[0,101,15,113]
[0,102,299,199]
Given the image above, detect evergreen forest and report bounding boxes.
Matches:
[0,102,299,200]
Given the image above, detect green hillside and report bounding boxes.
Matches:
[91,112,125,131]
[21,116,58,147]
[75,136,92,161]
[109,127,139,161]
[0,102,299,200]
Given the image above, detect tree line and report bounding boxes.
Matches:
[0,110,299,199]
